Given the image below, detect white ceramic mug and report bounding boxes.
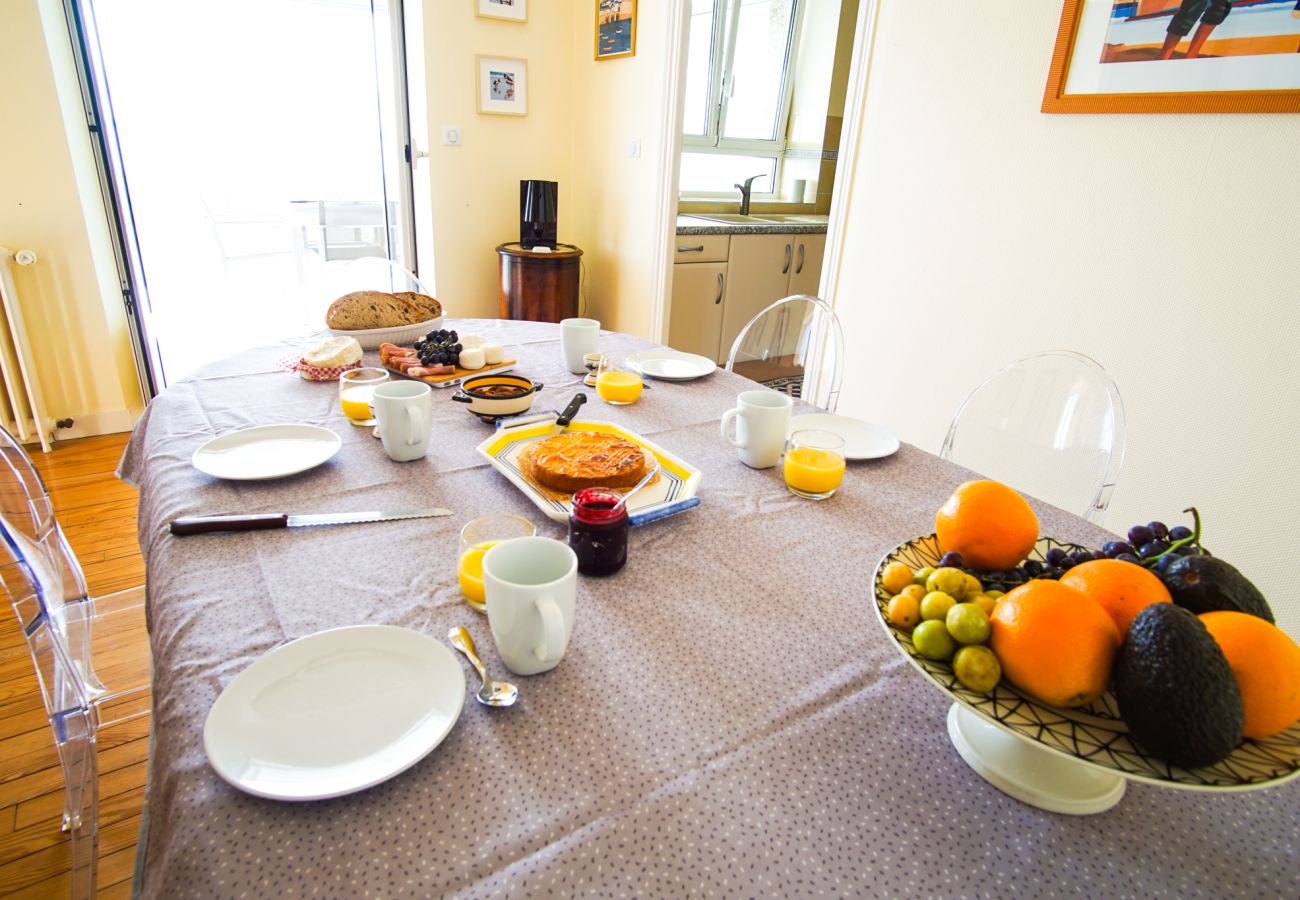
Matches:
[372,381,432,462]
[560,318,600,374]
[483,537,577,675]
[720,390,794,469]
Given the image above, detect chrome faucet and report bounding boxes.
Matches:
[734,174,766,216]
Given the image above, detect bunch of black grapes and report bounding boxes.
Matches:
[414,329,461,367]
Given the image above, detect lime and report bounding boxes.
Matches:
[964,572,983,597]
[919,591,957,621]
[912,620,957,660]
[946,602,991,644]
[881,562,915,596]
[926,567,969,600]
[953,645,1002,692]
[968,592,997,616]
[886,594,921,630]
[913,565,937,586]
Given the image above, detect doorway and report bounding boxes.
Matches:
[68,0,419,390]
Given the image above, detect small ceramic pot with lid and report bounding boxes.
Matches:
[451,374,543,419]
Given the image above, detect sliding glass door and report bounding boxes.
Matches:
[67,0,417,389]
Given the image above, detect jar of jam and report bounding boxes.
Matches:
[568,488,629,576]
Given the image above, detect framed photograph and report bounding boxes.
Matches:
[476,55,528,116]
[476,0,526,24]
[1044,0,1300,113]
[595,0,637,61]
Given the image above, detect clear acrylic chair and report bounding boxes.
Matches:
[0,427,149,899]
[940,351,1126,522]
[725,294,844,411]
[331,256,431,296]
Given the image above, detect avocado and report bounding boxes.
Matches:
[1113,604,1243,768]
[1161,555,1274,624]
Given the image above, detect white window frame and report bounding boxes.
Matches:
[680,0,803,200]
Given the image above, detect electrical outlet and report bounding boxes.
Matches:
[628,137,641,159]
[442,127,461,146]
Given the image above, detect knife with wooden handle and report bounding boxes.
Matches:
[170,508,453,536]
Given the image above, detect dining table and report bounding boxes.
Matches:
[119,318,1299,898]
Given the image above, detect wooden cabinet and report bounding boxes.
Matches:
[668,230,826,363]
[668,262,728,361]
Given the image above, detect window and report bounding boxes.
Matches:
[681,0,800,197]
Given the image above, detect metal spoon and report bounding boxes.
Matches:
[448,626,518,707]
[613,459,661,512]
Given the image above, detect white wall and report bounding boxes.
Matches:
[829,1,1300,637]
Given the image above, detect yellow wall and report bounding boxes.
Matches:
[828,1,1300,636]
[0,0,143,438]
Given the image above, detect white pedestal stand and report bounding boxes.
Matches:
[946,703,1127,815]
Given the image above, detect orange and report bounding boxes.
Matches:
[1200,611,1300,739]
[1060,559,1173,638]
[989,580,1120,708]
[935,480,1038,571]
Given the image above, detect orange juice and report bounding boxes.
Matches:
[340,386,376,423]
[596,371,643,404]
[784,447,845,497]
[457,540,500,611]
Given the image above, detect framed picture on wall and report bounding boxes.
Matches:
[477,0,526,24]
[595,0,637,61]
[476,56,528,116]
[1044,0,1300,112]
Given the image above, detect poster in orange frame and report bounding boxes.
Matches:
[1044,0,1300,112]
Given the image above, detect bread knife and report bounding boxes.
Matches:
[170,508,453,536]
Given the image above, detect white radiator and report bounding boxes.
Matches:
[0,248,52,452]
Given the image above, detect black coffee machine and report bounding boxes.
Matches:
[520,180,558,250]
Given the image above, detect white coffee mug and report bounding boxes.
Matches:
[720,390,794,469]
[483,537,577,675]
[372,381,432,462]
[560,318,600,374]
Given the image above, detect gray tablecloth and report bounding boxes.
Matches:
[121,319,1298,898]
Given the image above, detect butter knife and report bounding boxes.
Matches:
[169,508,453,536]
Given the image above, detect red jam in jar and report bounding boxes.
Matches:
[568,488,629,576]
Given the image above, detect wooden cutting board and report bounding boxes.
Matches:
[384,358,518,385]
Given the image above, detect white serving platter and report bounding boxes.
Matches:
[192,424,342,480]
[625,349,717,382]
[790,413,899,461]
[204,625,465,801]
[476,419,702,525]
[328,315,444,350]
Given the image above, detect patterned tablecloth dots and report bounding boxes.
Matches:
[120,319,1300,898]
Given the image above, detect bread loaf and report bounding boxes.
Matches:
[326,290,443,330]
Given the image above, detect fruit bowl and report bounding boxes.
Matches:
[874,535,1300,811]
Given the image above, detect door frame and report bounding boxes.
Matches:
[649,0,882,345]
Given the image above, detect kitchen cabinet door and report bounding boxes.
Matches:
[788,233,826,299]
[719,234,796,362]
[667,262,728,362]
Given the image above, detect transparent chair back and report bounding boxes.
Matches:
[0,427,149,899]
[940,351,1126,522]
[329,256,431,297]
[725,294,844,411]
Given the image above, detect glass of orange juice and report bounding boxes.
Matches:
[783,429,846,500]
[458,514,536,612]
[338,367,389,426]
[595,355,643,405]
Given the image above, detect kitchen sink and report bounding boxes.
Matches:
[685,213,829,226]
[753,214,828,225]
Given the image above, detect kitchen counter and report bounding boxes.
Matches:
[675,213,828,235]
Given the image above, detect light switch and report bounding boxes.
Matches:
[628,137,641,158]
[442,127,461,146]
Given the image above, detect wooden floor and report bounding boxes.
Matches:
[0,433,148,898]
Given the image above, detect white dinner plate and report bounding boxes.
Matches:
[192,424,342,480]
[204,625,466,801]
[790,413,899,460]
[625,349,717,381]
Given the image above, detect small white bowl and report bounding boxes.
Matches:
[327,315,444,350]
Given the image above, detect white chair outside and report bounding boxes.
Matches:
[332,256,431,296]
[0,427,150,899]
[725,294,844,412]
[940,351,1126,523]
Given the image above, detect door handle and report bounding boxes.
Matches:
[795,243,805,275]
[715,272,724,304]
[782,243,792,275]
[678,244,705,253]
